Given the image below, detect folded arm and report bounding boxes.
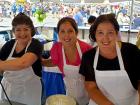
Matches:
[0,52,37,71]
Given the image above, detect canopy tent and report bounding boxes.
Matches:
[44,0,140,3]
[0,0,15,3]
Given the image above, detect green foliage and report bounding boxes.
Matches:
[35,8,47,22]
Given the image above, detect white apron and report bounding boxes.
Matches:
[89,43,139,105]
[63,42,89,105]
[0,40,42,105]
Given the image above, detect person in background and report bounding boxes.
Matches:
[42,17,92,105]
[31,4,36,16]
[66,7,73,18]
[132,14,140,29]
[79,14,140,105]
[17,5,24,14]
[87,15,97,47]
[136,30,140,49]
[73,7,84,26]
[11,3,17,17]
[0,13,43,105]
[88,15,96,25]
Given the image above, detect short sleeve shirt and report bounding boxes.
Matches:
[50,39,93,73]
[0,38,43,77]
[79,42,140,90]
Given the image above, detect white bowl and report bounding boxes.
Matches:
[45,94,76,105]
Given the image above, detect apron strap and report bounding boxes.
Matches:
[94,42,125,70]
[25,40,32,53]
[116,42,125,70]
[8,40,18,58]
[62,41,82,65]
[94,47,99,70]
[8,40,32,58]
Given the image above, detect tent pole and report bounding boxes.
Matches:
[127,0,134,42]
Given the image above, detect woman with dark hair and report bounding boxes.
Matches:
[0,13,43,105]
[42,17,92,105]
[88,15,96,25]
[79,14,140,105]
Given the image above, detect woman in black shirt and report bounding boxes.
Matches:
[0,13,43,105]
[79,14,140,105]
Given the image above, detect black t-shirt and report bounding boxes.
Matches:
[79,42,140,90]
[0,38,43,77]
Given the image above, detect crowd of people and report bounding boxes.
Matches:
[0,1,140,29]
[0,8,140,105]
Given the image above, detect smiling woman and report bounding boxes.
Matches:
[79,13,140,105]
[42,17,93,105]
[0,13,43,105]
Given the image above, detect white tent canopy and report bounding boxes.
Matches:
[45,0,140,3]
[0,0,15,3]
